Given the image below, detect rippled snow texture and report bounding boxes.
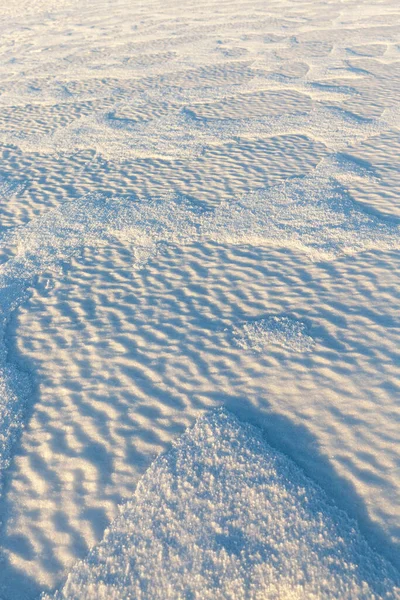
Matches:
[0,0,399,596]
[0,158,398,508]
[203,158,400,260]
[44,410,400,600]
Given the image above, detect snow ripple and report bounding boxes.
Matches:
[0,192,200,504]
[3,102,394,161]
[0,157,398,521]
[203,157,399,259]
[44,410,400,600]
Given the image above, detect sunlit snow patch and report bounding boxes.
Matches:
[203,157,400,260]
[381,104,400,130]
[0,324,31,502]
[0,177,31,499]
[0,192,201,278]
[234,105,382,151]
[44,409,400,600]
[244,73,355,102]
[0,176,26,202]
[3,100,389,161]
[233,316,315,353]
[0,81,92,107]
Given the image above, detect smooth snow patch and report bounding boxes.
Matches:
[233,316,315,353]
[44,410,400,600]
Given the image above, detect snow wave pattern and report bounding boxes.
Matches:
[44,410,400,600]
[0,192,200,502]
[0,155,398,546]
[2,102,396,161]
[203,157,400,259]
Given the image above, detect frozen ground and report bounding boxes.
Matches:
[0,0,399,598]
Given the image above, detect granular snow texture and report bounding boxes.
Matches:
[45,410,400,600]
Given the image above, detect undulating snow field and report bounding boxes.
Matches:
[0,0,399,598]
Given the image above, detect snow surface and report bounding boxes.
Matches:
[233,316,316,353]
[0,0,399,597]
[44,410,400,600]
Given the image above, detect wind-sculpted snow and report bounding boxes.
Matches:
[43,410,400,600]
[0,1,400,594]
[0,179,31,502]
[0,292,31,506]
[0,156,398,509]
[244,73,355,102]
[203,158,400,260]
[0,193,202,279]
[0,156,396,283]
[0,192,201,505]
[238,106,384,150]
[233,316,315,353]
[0,176,26,202]
[0,81,101,107]
[3,102,392,161]
[4,112,228,161]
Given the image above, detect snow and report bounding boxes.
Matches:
[203,155,400,260]
[0,0,399,597]
[44,410,400,600]
[233,317,315,353]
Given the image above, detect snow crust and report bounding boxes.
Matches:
[233,317,315,353]
[45,410,400,600]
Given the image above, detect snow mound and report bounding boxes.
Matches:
[44,410,400,600]
[233,316,315,353]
